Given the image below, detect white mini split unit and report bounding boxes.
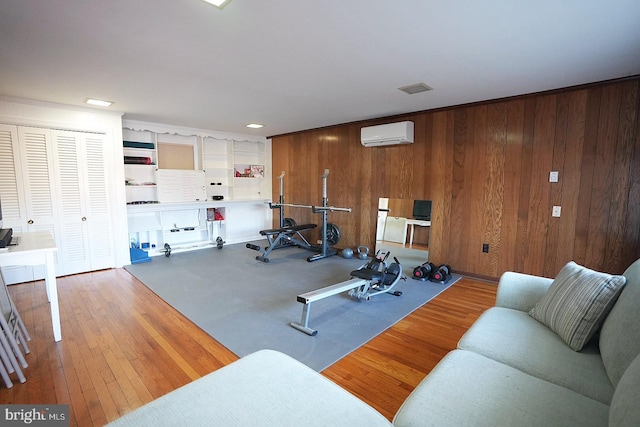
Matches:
[360,121,414,147]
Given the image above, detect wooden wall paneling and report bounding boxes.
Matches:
[464,105,488,274]
[585,84,622,271]
[442,111,456,263]
[458,108,478,273]
[622,85,640,268]
[423,114,434,201]
[270,78,640,278]
[481,103,508,277]
[428,111,452,266]
[543,92,570,278]
[271,135,291,226]
[513,98,537,273]
[604,81,639,273]
[359,125,375,249]
[271,135,288,223]
[293,133,315,231]
[335,127,357,249]
[523,95,557,275]
[430,111,456,266]
[623,81,640,268]
[573,87,601,266]
[498,100,525,275]
[554,90,588,274]
[325,128,354,248]
[448,109,470,267]
[388,144,414,200]
[411,114,429,199]
[409,114,432,245]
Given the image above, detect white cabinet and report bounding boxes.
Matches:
[0,124,116,283]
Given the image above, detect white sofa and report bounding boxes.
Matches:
[107,259,640,427]
[394,258,640,427]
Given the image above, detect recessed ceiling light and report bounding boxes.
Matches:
[246,123,264,129]
[398,83,433,95]
[85,98,113,107]
[201,0,231,8]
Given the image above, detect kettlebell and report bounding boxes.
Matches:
[341,247,354,259]
[357,245,369,260]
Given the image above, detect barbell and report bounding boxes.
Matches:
[268,202,352,213]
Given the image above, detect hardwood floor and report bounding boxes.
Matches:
[0,268,496,426]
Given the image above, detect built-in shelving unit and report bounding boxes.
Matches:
[203,137,233,201]
[123,129,158,204]
[128,202,226,256]
[202,137,268,201]
[123,125,271,261]
[231,139,268,200]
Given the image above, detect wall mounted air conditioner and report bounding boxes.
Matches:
[361,121,414,147]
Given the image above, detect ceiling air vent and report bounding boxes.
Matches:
[398,83,433,95]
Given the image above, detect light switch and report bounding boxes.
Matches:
[552,206,561,217]
[549,171,559,183]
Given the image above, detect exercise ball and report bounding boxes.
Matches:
[342,248,354,259]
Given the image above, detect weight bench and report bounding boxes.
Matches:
[246,223,317,262]
[290,278,367,336]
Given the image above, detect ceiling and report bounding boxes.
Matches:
[1,0,639,137]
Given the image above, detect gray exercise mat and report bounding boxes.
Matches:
[125,241,459,371]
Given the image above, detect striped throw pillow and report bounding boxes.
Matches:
[529,261,626,351]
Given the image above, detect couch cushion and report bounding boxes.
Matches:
[600,258,640,387]
[393,350,609,427]
[609,353,640,427]
[106,349,392,427]
[458,307,614,404]
[529,261,625,351]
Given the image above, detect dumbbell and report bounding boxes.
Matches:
[413,262,436,280]
[430,264,452,282]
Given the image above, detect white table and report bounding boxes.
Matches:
[0,231,61,341]
[406,219,431,247]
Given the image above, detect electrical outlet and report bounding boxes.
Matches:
[549,171,559,183]
[552,206,562,217]
[482,243,489,253]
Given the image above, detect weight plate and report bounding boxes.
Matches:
[283,217,297,227]
[326,223,341,246]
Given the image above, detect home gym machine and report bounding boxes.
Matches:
[290,250,404,336]
[246,169,351,262]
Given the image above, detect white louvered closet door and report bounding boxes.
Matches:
[0,125,27,231]
[3,126,62,283]
[0,125,30,284]
[17,127,59,237]
[52,130,114,275]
